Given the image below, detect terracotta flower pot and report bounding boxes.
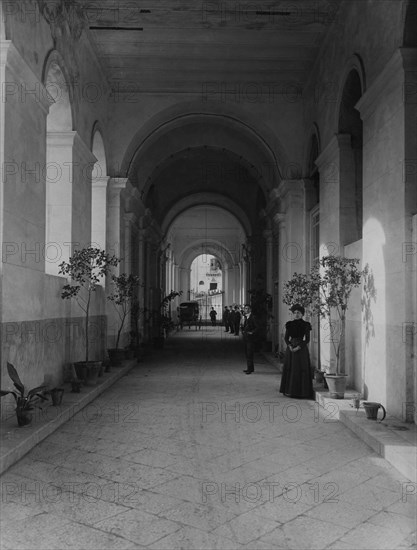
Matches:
[324,374,348,399]
[108,348,127,366]
[16,409,33,427]
[74,361,102,386]
[50,388,64,406]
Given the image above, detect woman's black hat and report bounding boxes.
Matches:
[290,304,305,315]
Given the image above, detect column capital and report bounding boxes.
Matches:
[275,179,305,213]
[263,229,273,242]
[109,177,129,190]
[46,131,97,166]
[73,132,97,166]
[315,134,351,170]
[92,176,110,188]
[273,212,286,229]
[1,41,53,114]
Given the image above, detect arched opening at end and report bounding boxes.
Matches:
[190,254,224,321]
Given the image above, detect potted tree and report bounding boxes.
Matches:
[152,290,183,349]
[59,247,120,385]
[107,273,141,366]
[1,363,49,426]
[283,255,364,398]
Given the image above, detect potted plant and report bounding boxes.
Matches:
[48,387,65,406]
[283,255,364,398]
[0,363,49,426]
[70,364,82,393]
[59,247,120,385]
[152,290,183,349]
[107,273,141,366]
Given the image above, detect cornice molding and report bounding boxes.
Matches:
[1,40,52,114]
[356,48,417,119]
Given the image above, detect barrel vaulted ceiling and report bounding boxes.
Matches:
[81,0,341,95]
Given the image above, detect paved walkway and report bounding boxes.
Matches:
[1,328,415,549]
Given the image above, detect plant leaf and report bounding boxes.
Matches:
[27,386,48,399]
[7,363,24,395]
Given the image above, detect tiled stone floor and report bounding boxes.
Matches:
[1,327,416,549]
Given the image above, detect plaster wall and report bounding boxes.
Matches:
[344,240,363,392]
[358,52,410,419]
[1,9,114,416]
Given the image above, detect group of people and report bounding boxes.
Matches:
[221,302,313,397]
[222,305,243,335]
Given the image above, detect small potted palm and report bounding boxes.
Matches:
[59,247,120,384]
[107,273,141,366]
[1,363,49,426]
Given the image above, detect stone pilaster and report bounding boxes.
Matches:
[106,178,128,269]
[91,176,110,251]
[315,134,356,253]
[355,47,417,420]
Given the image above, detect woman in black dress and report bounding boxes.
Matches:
[279,304,314,398]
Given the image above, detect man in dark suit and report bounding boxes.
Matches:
[233,305,241,336]
[222,306,230,332]
[241,304,258,374]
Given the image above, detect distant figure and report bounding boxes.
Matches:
[209,307,217,326]
[223,306,230,332]
[233,305,241,336]
[241,304,258,374]
[279,304,313,398]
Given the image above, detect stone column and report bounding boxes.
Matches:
[263,229,273,296]
[106,178,127,270]
[137,228,146,337]
[274,212,287,352]
[274,180,306,283]
[91,176,110,250]
[123,212,136,275]
[234,264,240,304]
[71,133,97,249]
[315,134,355,253]
[45,131,77,275]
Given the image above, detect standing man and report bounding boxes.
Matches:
[209,307,217,326]
[223,306,230,332]
[242,304,258,374]
[233,305,241,336]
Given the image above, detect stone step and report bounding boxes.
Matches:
[315,389,417,482]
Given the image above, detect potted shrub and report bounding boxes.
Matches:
[152,290,183,349]
[0,363,49,426]
[107,273,141,366]
[283,255,364,398]
[59,247,120,385]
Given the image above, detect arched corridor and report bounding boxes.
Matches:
[1,1,416,547]
[1,331,414,550]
